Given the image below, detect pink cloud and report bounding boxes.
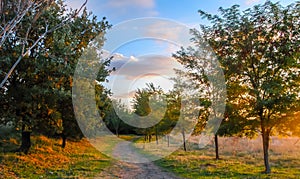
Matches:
[110,55,183,80]
[145,21,189,42]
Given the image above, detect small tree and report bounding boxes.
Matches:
[101,99,129,137]
[173,43,226,152]
[132,83,165,144]
[161,91,181,147]
[194,1,300,173]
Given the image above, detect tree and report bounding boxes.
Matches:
[167,74,204,152]
[0,0,52,47]
[191,1,300,173]
[96,88,128,137]
[132,83,165,144]
[213,103,255,159]
[276,105,300,139]
[167,90,188,151]
[0,0,110,153]
[173,41,226,153]
[38,15,111,148]
[160,91,181,147]
[0,0,88,88]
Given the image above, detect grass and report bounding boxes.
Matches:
[0,135,112,178]
[1,132,299,178]
[154,136,300,179]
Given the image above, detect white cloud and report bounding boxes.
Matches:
[113,53,125,59]
[145,22,186,41]
[110,55,182,80]
[142,21,192,50]
[129,56,138,62]
[105,53,184,101]
[245,0,260,5]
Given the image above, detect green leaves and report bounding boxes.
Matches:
[199,0,300,125]
[175,1,300,140]
[0,1,111,140]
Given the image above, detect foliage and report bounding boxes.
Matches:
[197,1,300,135]
[0,0,88,88]
[175,0,300,173]
[132,83,165,138]
[100,98,135,136]
[0,0,111,150]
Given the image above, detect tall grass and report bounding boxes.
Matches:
[156,136,300,179]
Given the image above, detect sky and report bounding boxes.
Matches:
[66,0,296,25]
[66,0,297,107]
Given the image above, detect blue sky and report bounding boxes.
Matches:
[67,0,296,25]
[66,0,297,106]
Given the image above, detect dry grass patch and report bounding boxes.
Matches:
[156,136,300,179]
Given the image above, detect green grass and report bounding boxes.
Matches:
[0,134,137,178]
[1,134,299,178]
[154,137,300,179]
[0,135,111,178]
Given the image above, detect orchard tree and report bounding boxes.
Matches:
[188,1,300,173]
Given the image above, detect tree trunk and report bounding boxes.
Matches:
[294,138,300,145]
[182,129,186,151]
[261,126,271,173]
[215,134,219,160]
[167,135,170,147]
[115,123,120,137]
[116,129,119,137]
[61,133,67,148]
[259,110,271,174]
[19,130,31,154]
[155,127,158,145]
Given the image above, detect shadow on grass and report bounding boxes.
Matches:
[156,157,275,179]
[49,159,111,178]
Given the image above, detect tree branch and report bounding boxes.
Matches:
[0,0,89,89]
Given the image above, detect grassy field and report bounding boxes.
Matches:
[155,136,300,179]
[0,135,113,178]
[1,133,299,178]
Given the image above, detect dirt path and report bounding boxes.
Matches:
[96,141,182,179]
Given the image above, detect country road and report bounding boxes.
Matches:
[96,140,183,179]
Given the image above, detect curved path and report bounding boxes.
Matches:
[96,141,182,179]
